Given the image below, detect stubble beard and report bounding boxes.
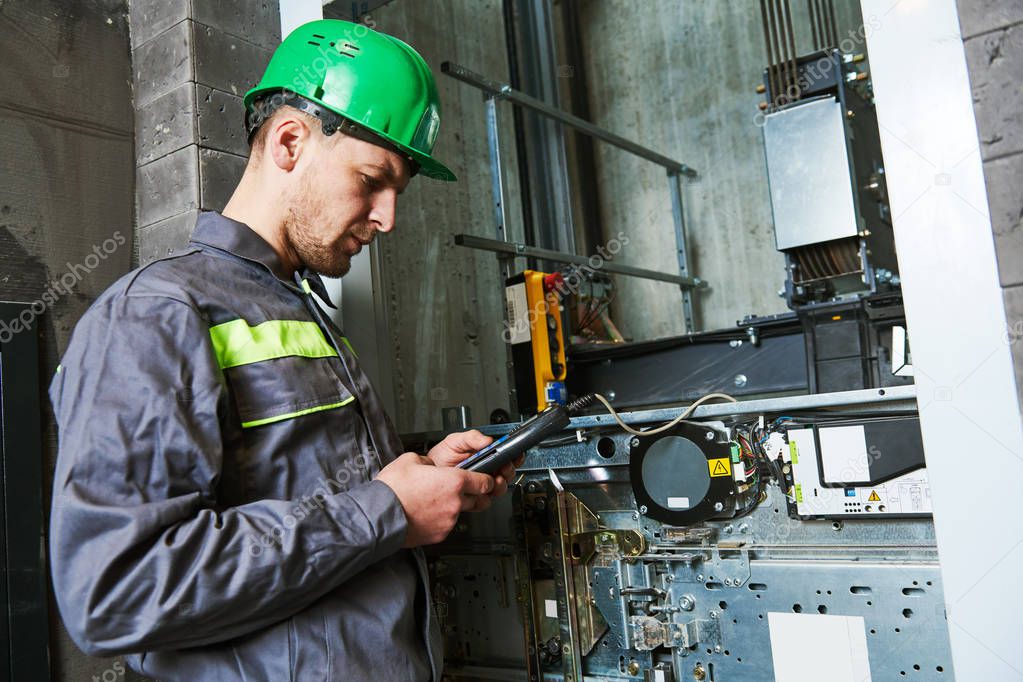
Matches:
[283,200,351,278]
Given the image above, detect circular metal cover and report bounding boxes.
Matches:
[640,436,711,510]
[629,423,734,525]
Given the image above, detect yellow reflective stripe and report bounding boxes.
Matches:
[341,336,356,357]
[301,279,313,294]
[241,397,355,428]
[209,319,337,369]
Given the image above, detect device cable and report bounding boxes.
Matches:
[592,392,738,437]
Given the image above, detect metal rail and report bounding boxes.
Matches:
[453,234,707,289]
[442,62,698,177]
[442,61,705,331]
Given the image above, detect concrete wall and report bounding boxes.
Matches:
[364,0,875,430]
[0,1,137,678]
[129,0,279,265]
[575,0,865,339]
[365,0,526,433]
[957,1,1023,407]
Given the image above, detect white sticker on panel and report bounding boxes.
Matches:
[768,612,871,682]
[819,425,870,483]
[504,283,530,345]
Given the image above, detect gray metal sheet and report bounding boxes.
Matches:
[763,97,860,250]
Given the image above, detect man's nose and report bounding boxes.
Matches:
[369,191,398,233]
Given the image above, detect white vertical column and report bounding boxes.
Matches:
[862,0,1023,678]
[279,0,324,38]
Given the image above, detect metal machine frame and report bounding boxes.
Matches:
[429,387,952,681]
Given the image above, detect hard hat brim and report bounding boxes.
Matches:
[244,85,456,182]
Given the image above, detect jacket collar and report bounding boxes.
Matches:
[190,211,337,308]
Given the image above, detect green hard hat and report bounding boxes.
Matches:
[244,19,455,181]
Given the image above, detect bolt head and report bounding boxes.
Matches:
[680,595,695,611]
[630,437,641,448]
[724,578,732,586]
[714,644,722,653]
[733,373,748,387]
[696,574,704,582]
[639,505,648,514]
[714,502,724,512]
[704,430,715,441]
[723,525,733,534]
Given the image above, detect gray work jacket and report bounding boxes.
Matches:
[49,211,442,681]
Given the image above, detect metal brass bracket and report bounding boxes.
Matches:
[573,528,647,566]
[629,615,722,651]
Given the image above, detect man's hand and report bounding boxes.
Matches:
[376,452,496,547]
[427,429,523,499]
[426,429,492,466]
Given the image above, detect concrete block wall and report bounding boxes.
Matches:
[956,1,1023,403]
[576,0,864,339]
[0,2,137,679]
[129,0,279,265]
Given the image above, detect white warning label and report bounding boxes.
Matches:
[504,283,530,345]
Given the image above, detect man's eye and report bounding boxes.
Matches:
[361,174,380,189]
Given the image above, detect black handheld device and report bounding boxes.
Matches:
[457,395,594,475]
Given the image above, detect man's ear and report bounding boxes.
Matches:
[268,116,312,172]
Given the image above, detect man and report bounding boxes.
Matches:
[48,18,513,681]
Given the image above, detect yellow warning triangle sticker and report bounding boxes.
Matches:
[868,490,881,502]
[711,459,729,476]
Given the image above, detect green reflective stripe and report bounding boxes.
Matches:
[209,319,337,369]
[56,364,62,374]
[301,279,313,294]
[241,397,355,428]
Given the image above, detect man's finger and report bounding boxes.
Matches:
[469,494,493,513]
[460,470,495,496]
[446,429,493,453]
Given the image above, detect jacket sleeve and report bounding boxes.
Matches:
[48,291,408,656]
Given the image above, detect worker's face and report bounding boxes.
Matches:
[283,132,410,278]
